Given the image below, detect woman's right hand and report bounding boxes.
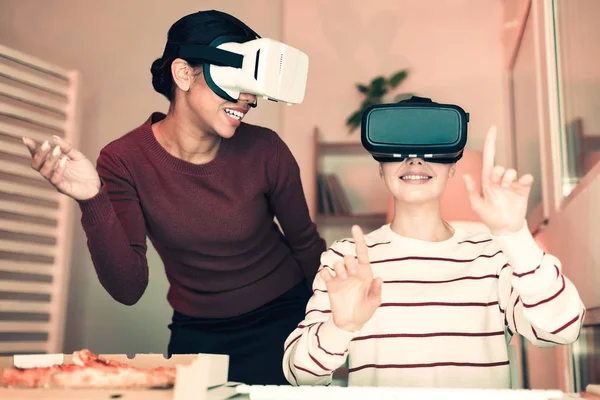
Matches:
[23,135,101,201]
[320,225,383,332]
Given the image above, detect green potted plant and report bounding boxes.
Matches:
[346,69,412,133]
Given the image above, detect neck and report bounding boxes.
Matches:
[153,107,221,165]
[390,200,454,242]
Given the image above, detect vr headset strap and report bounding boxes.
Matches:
[399,96,432,104]
[163,43,243,68]
[211,10,261,39]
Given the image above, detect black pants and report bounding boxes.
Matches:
[167,283,310,385]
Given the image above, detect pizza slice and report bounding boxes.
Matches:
[0,349,176,389]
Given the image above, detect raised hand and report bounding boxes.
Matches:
[463,126,534,236]
[22,136,101,201]
[320,225,383,332]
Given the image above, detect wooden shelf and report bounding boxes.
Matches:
[312,127,387,229]
[316,212,387,224]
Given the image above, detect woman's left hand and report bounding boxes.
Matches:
[463,126,534,236]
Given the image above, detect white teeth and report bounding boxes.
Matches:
[401,175,431,180]
[225,109,244,120]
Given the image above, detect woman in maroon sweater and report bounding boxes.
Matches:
[22,10,326,385]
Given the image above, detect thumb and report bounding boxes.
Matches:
[51,135,86,161]
[463,174,484,211]
[369,277,383,304]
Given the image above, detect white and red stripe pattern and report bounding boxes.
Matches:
[283,223,585,389]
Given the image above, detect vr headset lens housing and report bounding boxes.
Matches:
[207,38,308,105]
[361,97,469,164]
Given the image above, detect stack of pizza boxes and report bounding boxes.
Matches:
[0,352,234,400]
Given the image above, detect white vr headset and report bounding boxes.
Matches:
[163,29,308,106]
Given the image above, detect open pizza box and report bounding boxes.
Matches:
[0,352,242,400]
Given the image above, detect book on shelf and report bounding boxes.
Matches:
[317,173,351,215]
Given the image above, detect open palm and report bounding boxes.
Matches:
[54,156,100,200]
[321,225,382,332]
[23,136,100,201]
[463,126,534,235]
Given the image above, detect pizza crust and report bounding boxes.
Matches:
[0,350,176,389]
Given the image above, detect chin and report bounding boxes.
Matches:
[393,190,440,205]
[215,124,238,139]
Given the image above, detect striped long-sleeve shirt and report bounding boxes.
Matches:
[283,223,585,389]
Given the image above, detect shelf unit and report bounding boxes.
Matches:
[311,127,388,228]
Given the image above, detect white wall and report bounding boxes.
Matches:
[280,0,509,243]
[0,0,283,355]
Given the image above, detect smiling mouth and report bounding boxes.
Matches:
[224,108,245,121]
[400,174,432,181]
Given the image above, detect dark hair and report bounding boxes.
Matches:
[151,10,256,101]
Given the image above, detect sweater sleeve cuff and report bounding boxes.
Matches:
[77,184,115,226]
[317,318,359,355]
[491,222,544,274]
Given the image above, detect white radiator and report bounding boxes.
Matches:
[0,44,80,355]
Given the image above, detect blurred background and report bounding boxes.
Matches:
[0,0,598,393]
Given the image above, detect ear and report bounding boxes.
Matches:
[171,58,193,92]
[449,163,457,178]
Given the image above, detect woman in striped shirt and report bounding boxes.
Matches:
[283,127,585,389]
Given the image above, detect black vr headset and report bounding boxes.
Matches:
[361,96,469,164]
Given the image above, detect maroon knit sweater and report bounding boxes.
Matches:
[78,112,325,318]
